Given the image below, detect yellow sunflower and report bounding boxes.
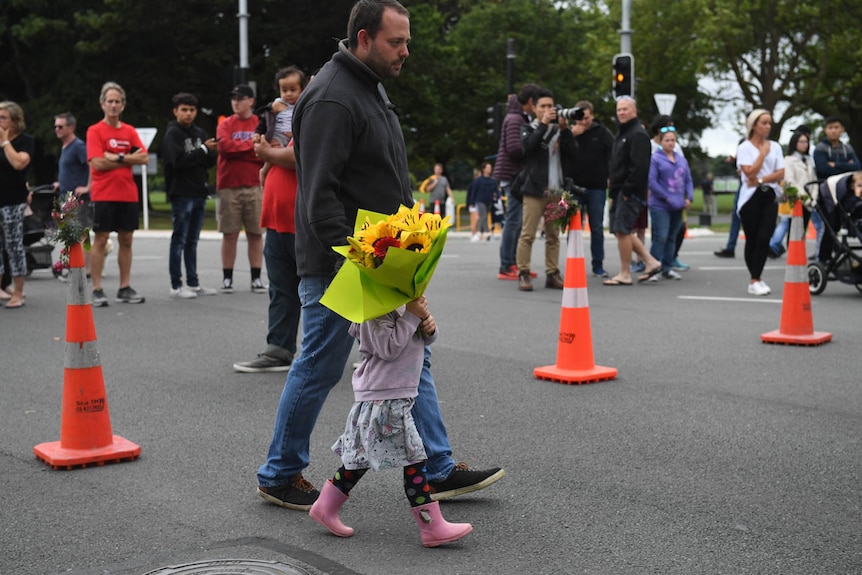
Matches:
[400,230,431,253]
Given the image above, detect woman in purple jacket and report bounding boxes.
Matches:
[647,127,693,280]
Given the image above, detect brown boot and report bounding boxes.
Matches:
[545,271,564,289]
[518,271,533,291]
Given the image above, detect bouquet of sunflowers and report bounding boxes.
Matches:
[320,204,451,323]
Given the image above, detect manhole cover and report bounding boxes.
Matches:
[143,558,308,575]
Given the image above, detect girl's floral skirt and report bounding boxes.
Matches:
[332,398,427,471]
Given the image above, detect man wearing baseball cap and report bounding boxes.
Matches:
[216,84,266,293]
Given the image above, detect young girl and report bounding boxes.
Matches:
[254,66,307,187]
[309,296,473,548]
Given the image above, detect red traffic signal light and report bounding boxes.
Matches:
[613,53,634,99]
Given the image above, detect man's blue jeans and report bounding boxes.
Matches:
[499,185,523,271]
[169,196,206,289]
[583,188,607,272]
[769,215,791,253]
[725,188,742,252]
[649,208,683,272]
[263,230,300,361]
[257,276,455,486]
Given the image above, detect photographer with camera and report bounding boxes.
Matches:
[570,100,615,278]
[514,88,578,291]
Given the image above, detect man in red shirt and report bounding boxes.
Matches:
[86,81,149,306]
[216,85,265,293]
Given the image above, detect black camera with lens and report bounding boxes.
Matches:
[554,106,585,122]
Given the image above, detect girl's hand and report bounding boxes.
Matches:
[406,296,428,319]
[420,314,437,336]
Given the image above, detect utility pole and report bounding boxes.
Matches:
[620,0,632,54]
[236,0,250,85]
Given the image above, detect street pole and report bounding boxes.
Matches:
[620,0,632,54]
[237,0,250,84]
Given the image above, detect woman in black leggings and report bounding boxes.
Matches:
[735,109,785,296]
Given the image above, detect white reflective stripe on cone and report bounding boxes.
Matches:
[65,341,102,369]
[562,286,589,309]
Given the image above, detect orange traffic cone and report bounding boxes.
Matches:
[418,198,425,213]
[806,221,816,240]
[433,199,440,215]
[34,241,141,469]
[761,201,832,346]
[534,212,618,384]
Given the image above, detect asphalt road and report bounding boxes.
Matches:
[2,230,860,575]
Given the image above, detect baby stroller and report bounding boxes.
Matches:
[807,173,862,295]
[23,184,59,277]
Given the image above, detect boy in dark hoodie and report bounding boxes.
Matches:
[162,92,218,298]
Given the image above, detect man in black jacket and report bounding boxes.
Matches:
[604,97,660,285]
[570,100,615,278]
[162,92,218,298]
[515,88,578,291]
[256,0,504,511]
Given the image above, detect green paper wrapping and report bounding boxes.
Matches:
[320,208,449,323]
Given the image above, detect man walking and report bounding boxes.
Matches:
[257,0,504,510]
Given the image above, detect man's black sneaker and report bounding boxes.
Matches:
[115,286,145,304]
[233,353,291,373]
[428,462,506,501]
[713,248,735,258]
[257,473,319,511]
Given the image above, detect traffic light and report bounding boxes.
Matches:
[486,103,504,142]
[613,53,634,99]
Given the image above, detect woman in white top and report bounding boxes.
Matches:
[736,109,785,296]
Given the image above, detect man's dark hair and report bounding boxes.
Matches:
[54,112,76,127]
[275,65,309,90]
[534,88,554,102]
[172,92,198,109]
[824,116,844,127]
[517,83,541,105]
[347,0,409,49]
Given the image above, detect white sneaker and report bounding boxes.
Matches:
[188,285,217,296]
[170,286,198,299]
[758,281,771,295]
[470,233,480,242]
[748,281,770,296]
[663,269,682,280]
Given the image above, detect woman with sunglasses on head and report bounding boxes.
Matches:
[736,109,784,296]
[0,101,34,309]
[647,122,693,281]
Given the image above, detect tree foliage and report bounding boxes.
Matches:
[0,0,858,187]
